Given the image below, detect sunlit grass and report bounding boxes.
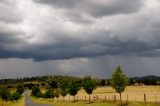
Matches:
[0,97,24,106]
[32,97,160,106]
[32,86,160,106]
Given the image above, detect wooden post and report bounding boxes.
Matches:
[127,94,128,102]
[105,96,106,101]
[155,94,157,104]
[144,93,146,105]
[77,96,79,101]
[114,95,116,102]
[85,96,86,101]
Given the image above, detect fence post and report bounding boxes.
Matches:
[155,94,157,104]
[144,93,146,105]
[114,95,116,102]
[104,96,106,101]
[77,96,79,101]
[85,96,86,101]
[127,94,128,102]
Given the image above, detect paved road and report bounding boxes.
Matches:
[24,90,50,106]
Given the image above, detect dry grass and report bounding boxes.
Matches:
[31,86,160,106]
[32,97,160,106]
[40,86,160,102]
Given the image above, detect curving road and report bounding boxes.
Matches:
[24,90,50,106]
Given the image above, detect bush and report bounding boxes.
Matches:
[0,88,10,102]
[31,86,41,97]
[49,80,58,89]
[10,92,21,101]
[35,91,43,98]
[16,85,24,94]
[44,88,54,98]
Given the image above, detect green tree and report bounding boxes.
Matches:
[44,88,54,98]
[49,80,58,89]
[82,76,96,103]
[31,86,41,97]
[55,89,60,102]
[0,88,10,102]
[10,92,21,101]
[99,79,106,86]
[111,65,128,106]
[68,81,80,102]
[60,81,68,99]
[35,91,43,98]
[16,85,24,94]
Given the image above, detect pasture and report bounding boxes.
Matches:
[0,96,24,106]
[32,86,160,106]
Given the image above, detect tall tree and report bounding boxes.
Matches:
[49,80,58,89]
[111,65,128,106]
[60,81,69,99]
[0,88,10,102]
[82,76,96,103]
[44,88,54,99]
[16,84,24,94]
[55,89,60,102]
[68,81,80,102]
[31,85,41,97]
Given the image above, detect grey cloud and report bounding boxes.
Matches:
[0,0,160,62]
[0,0,22,23]
[33,0,143,17]
[1,0,160,79]
[0,56,160,79]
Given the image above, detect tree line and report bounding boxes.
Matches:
[31,76,97,104]
[31,65,128,106]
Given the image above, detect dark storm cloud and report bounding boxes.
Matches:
[33,0,143,17]
[1,0,160,79]
[0,0,160,61]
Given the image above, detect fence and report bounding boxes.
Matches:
[58,92,160,103]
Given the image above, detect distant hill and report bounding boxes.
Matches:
[131,75,160,80]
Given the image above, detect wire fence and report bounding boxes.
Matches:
[57,92,160,104]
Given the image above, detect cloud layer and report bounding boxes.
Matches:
[1,0,160,61]
[1,0,160,78]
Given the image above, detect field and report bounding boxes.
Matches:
[31,86,160,106]
[31,98,160,106]
[0,97,24,106]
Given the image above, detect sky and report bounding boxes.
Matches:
[0,0,160,79]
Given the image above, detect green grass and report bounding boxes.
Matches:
[0,97,24,106]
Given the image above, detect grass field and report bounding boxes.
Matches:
[0,97,24,106]
[40,86,160,102]
[31,86,160,106]
[32,97,160,106]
